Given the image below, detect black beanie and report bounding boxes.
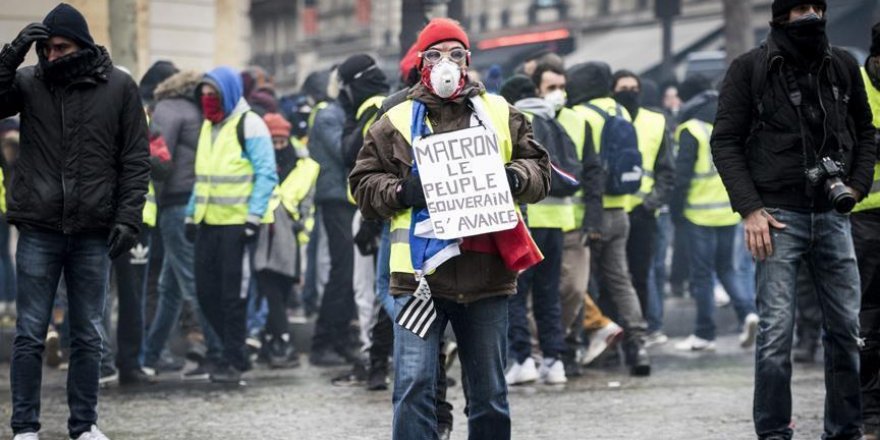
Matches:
[499,75,537,105]
[337,54,376,85]
[678,75,712,103]
[42,3,95,49]
[771,0,827,20]
[871,21,880,57]
[139,60,179,103]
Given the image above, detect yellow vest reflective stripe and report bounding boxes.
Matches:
[854,67,880,213]
[385,94,513,274]
[627,108,666,212]
[193,112,273,225]
[307,101,329,130]
[521,111,575,230]
[0,167,6,214]
[676,120,740,226]
[142,182,157,227]
[556,107,589,232]
[347,96,387,205]
[573,98,631,209]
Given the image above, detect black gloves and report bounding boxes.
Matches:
[506,167,523,195]
[243,219,260,241]
[396,174,427,209]
[108,224,138,259]
[9,23,49,61]
[354,219,383,256]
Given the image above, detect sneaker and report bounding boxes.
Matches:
[45,329,62,368]
[443,341,458,371]
[154,353,185,373]
[624,339,652,376]
[539,358,567,384]
[267,334,299,369]
[644,331,669,348]
[209,366,242,384]
[505,357,539,385]
[13,433,39,440]
[119,368,157,386]
[367,362,389,391]
[581,322,624,366]
[99,366,118,388]
[674,335,716,351]
[739,313,759,348]
[182,362,213,381]
[72,425,109,440]
[714,285,730,307]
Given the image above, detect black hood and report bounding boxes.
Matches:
[302,70,331,104]
[42,3,95,50]
[565,62,613,106]
[139,60,178,103]
[677,90,718,125]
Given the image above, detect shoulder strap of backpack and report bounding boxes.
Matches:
[583,103,610,121]
[237,111,251,150]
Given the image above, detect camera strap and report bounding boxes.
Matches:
[781,65,817,170]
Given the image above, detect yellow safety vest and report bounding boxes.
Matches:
[347,96,386,205]
[572,97,632,210]
[193,112,273,225]
[385,94,513,274]
[854,67,880,212]
[307,101,329,131]
[521,111,575,230]
[676,120,740,227]
[555,107,588,232]
[143,113,157,227]
[627,108,666,212]
[0,168,6,214]
[291,136,309,158]
[269,157,321,244]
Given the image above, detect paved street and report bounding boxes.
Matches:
[0,301,828,439]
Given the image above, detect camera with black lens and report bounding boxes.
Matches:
[804,157,857,213]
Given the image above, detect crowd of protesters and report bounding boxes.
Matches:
[0,1,879,439]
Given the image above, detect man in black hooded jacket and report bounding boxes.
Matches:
[711,1,875,438]
[0,4,149,439]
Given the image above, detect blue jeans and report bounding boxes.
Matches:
[687,221,756,340]
[753,209,862,440]
[11,229,110,437]
[646,210,672,333]
[375,222,394,317]
[143,205,221,367]
[0,221,16,302]
[393,295,510,440]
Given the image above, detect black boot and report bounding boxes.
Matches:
[268,334,300,369]
[367,357,389,391]
[624,337,651,377]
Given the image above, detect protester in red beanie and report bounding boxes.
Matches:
[350,16,550,440]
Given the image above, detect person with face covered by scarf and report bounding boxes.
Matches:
[349,18,549,440]
[712,1,876,438]
[0,3,150,440]
[611,70,676,347]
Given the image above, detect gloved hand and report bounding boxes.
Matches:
[396,174,427,209]
[9,23,49,61]
[185,223,198,242]
[242,219,260,241]
[506,167,523,195]
[354,219,383,256]
[580,229,602,247]
[108,224,138,259]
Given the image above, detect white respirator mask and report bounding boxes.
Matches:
[544,89,567,111]
[428,59,463,99]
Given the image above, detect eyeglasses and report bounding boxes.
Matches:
[420,48,470,64]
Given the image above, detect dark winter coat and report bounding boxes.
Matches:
[0,45,150,234]
[711,34,876,216]
[151,71,202,207]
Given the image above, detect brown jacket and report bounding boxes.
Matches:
[349,82,550,303]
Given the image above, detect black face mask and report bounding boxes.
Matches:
[781,13,828,58]
[37,47,98,84]
[614,90,641,118]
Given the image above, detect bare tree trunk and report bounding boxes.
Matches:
[109,0,138,77]
[723,0,754,64]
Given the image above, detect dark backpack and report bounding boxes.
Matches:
[584,103,643,195]
[530,115,582,197]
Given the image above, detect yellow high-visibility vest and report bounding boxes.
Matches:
[385,94,513,275]
[627,107,666,212]
[854,67,880,213]
[555,107,587,232]
[143,183,157,227]
[572,97,631,210]
[521,111,575,231]
[269,157,320,244]
[676,119,740,227]
[192,112,273,225]
[0,168,6,214]
[347,95,386,205]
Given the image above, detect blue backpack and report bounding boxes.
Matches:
[584,103,643,195]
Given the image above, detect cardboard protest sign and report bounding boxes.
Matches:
[413,125,517,240]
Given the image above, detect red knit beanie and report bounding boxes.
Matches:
[263,113,291,138]
[415,18,469,52]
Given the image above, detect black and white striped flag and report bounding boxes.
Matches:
[396,277,437,339]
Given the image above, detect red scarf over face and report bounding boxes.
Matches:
[201,94,224,123]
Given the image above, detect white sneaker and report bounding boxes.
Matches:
[505,357,539,385]
[644,331,669,348]
[714,285,730,307]
[674,335,716,351]
[13,433,39,440]
[581,322,624,366]
[539,358,567,384]
[740,313,760,348]
[72,425,109,440]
